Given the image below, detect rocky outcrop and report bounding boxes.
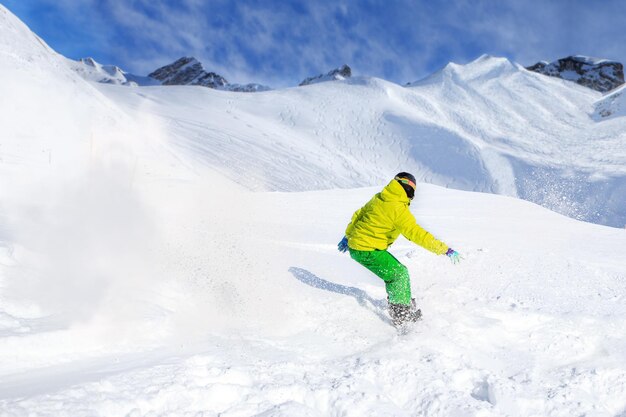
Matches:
[299,65,352,86]
[148,57,228,88]
[527,56,624,92]
[148,57,270,92]
[225,83,271,92]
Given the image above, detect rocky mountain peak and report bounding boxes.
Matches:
[148,56,229,88]
[146,57,270,92]
[299,64,352,86]
[527,56,624,92]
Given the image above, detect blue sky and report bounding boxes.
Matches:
[4,0,626,87]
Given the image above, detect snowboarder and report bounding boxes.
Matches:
[338,172,461,327]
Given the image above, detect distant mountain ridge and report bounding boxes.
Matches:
[69,56,271,92]
[69,54,625,94]
[527,55,624,92]
[69,57,356,91]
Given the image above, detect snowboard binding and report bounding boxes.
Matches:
[388,298,421,328]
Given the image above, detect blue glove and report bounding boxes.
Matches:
[338,236,349,253]
[445,248,462,264]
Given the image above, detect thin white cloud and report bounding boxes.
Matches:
[26,0,626,87]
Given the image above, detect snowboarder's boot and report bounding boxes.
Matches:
[388,298,421,327]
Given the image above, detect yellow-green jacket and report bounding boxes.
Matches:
[345,180,449,255]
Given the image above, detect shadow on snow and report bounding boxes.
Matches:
[288,267,391,325]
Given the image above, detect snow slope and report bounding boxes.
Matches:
[1,4,626,416]
[594,84,626,120]
[95,55,626,227]
[1,180,626,416]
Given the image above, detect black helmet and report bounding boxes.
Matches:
[394,172,416,200]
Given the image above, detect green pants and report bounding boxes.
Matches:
[349,248,411,305]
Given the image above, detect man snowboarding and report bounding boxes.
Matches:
[338,172,461,327]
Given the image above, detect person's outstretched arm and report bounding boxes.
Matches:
[395,207,448,255]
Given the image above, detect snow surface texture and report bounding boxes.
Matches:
[1,4,626,416]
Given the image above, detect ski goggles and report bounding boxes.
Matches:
[395,176,416,190]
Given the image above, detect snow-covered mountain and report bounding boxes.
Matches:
[148,56,270,92]
[299,64,352,86]
[1,5,626,416]
[67,57,134,85]
[68,55,271,91]
[93,54,626,228]
[527,55,624,92]
[67,57,161,86]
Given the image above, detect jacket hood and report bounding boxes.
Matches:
[380,180,410,204]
